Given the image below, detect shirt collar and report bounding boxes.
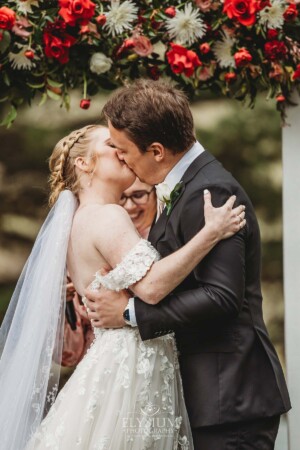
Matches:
[163,141,205,192]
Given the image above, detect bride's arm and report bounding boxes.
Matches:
[92,191,245,305]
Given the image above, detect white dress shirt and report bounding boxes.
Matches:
[128,141,205,326]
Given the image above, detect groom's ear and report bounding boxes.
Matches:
[146,142,166,162]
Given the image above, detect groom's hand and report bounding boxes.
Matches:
[84,286,130,328]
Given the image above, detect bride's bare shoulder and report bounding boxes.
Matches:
[75,203,132,230]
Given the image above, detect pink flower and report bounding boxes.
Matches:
[12,16,32,39]
[132,33,153,57]
[269,62,284,80]
[198,65,213,80]
[194,0,214,12]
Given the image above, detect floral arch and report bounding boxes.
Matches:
[0,0,299,126]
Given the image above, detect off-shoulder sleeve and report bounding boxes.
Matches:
[92,239,160,292]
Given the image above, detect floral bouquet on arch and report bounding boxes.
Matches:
[0,0,299,126]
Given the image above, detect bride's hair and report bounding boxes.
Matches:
[48,124,103,206]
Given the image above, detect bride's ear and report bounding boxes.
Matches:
[74,156,92,173]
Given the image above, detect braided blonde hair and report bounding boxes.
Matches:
[48,124,103,207]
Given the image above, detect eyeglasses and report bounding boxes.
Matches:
[119,188,155,206]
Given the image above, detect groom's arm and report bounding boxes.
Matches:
[134,185,247,341]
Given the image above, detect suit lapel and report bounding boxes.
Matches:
[149,150,216,247]
[149,183,186,246]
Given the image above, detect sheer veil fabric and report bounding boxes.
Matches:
[0,190,78,450]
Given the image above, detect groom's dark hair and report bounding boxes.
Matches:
[102,79,195,154]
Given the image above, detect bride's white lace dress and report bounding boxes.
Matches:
[27,240,193,450]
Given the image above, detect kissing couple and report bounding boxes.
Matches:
[0,80,290,450]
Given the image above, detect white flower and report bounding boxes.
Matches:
[104,0,138,37]
[258,0,285,29]
[165,3,206,46]
[15,0,39,14]
[213,32,236,69]
[90,52,112,75]
[156,182,172,203]
[9,46,35,70]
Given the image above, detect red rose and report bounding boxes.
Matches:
[59,0,96,26]
[80,99,91,109]
[199,43,211,54]
[283,3,298,21]
[43,21,76,64]
[292,64,300,80]
[234,48,252,67]
[276,94,285,102]
[256,0,271,10]
[165,6,176,17]
[224,72,237,82]
[264,40,287,61]
[267,29,278,40]
[223,0,258,26]
[167,43,201,78]
[96,14,106,26]
[147,65,160,80]
[0,6,16,30]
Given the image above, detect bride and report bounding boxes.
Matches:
[0,124,245,450]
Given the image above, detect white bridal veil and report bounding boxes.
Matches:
[0,190,78,450]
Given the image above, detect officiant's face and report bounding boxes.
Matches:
[108,121,162,185]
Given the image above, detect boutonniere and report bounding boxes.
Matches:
[156,181,184,216]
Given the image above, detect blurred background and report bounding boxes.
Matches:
[0,92,284,368]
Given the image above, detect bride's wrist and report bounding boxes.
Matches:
[202,223,220,245]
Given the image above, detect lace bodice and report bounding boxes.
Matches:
[90,239,160,292]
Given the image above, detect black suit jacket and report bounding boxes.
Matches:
[135,151,291,428]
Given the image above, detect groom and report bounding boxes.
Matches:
[85,80,290,449]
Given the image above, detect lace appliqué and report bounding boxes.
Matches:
[93,239,160,291]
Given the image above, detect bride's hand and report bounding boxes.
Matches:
[204,189,246,240]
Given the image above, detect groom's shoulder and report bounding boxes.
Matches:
[181,153,253,208]
[186,153,233,191]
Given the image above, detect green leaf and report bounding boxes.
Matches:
[0,31,11,54]
[47,89,61,101]
[47,78,63,88]
[39,92,48,106]
[3,72,10,87]
[27,82,46,89]
[63,93,71,111]
[0,105,17,128]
